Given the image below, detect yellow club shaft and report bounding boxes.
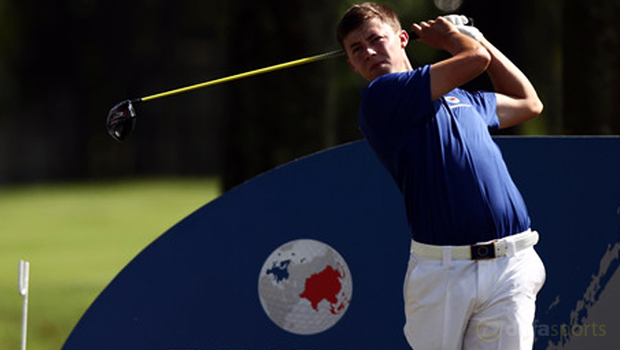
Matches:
[140,49,345,102]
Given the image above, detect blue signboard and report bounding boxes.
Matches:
[61,137,620,350]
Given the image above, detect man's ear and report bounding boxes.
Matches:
[399,29,409,49]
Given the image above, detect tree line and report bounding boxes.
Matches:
[0,0,617,189]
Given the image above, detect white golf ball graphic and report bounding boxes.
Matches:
[258,239,353,335]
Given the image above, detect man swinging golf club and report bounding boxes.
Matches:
[337,3,545,350]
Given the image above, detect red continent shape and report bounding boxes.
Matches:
[299,265,343,314]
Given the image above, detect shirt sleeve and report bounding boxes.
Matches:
[360,66,433,137]
[468,90,499,130]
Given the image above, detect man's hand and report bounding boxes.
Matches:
[411,16,467,54]
[443,15,483,41]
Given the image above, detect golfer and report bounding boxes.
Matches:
[337,3,545,350]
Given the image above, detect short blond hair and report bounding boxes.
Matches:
[337,2,402,48]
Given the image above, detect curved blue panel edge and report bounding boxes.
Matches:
[61,137,620,350]
[63,140,411,350]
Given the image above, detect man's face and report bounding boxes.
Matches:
[343,17,410,82]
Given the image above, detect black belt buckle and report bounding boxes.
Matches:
[470,242,496,260]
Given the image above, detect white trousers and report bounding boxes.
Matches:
[403,240,546,350]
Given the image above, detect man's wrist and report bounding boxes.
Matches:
[446,31,481,56]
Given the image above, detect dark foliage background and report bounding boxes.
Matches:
[0,0,618,189]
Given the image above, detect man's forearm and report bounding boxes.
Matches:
[479,36,543,127]
[479,37,538,101]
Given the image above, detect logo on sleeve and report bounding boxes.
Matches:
[445,95,472,109]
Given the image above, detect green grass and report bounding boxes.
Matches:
[0,178,221,350]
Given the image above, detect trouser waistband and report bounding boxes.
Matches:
[411,229,539,261]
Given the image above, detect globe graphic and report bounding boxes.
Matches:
[258,239,353,335]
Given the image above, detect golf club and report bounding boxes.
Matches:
[106,49,345,142]
[106,17,473,142]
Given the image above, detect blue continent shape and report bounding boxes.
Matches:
[266,259,292,283]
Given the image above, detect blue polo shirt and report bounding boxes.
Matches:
[359,65,530,245]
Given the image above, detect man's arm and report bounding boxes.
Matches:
[479,37,544,128]
[412,17,491,101]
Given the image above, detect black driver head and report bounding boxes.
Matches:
[106,99,138,142]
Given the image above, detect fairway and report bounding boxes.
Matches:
[0,178,221,350]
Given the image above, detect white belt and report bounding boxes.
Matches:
[411,229,539,260]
